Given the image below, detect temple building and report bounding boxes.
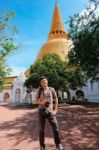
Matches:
[0,75,26,103]
[0,3,99,104]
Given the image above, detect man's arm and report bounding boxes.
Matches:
[53,96,58,112]
[51,88,58,115]
[53,96,58,115]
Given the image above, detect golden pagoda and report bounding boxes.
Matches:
[36,3,69,61]
[24,3,70,77]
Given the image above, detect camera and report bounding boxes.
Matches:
[45,101,50,108]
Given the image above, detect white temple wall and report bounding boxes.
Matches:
[0,75,99,104]
[12,85,25,103]
[87,80,99,102]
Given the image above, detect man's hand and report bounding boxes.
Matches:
[46,108,57,115]
[52,110,57,115]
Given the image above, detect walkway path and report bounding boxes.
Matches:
[0,103,99,150]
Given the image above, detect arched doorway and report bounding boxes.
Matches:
[15,88,21,102]
[63,91,71,102]
[3,93,10,102]
[76,90,84,101]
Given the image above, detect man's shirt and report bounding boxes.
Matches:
[36,87,57,110]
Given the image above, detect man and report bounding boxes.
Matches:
[36,76,64,150]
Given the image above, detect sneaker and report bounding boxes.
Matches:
[56,144,65,150]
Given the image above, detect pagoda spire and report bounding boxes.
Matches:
[48,3,68,41]
[50,3,65,32]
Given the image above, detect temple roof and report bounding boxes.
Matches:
[4,76,17,84]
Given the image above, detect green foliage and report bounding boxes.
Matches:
[0,11,18,86]
[66,67,87,90]
[25,53,85,90]
[68,0,99,80]
[25,53,68,90]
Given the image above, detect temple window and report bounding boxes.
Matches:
[56,30,58,33]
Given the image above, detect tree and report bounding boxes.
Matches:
[24,53,85,91]
[0,12,18,86]
[68,0,99,80]
[25,53,68,90]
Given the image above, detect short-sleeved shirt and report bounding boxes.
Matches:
[36,87,57,110]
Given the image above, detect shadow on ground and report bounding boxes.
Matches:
[0,103,99,150]
[58,104,99,150]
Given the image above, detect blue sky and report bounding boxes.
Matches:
[0,0,89,76]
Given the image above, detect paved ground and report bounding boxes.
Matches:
[0,103,99,150]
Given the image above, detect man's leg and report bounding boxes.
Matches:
[47,113,61,146]
[38,108,46,148]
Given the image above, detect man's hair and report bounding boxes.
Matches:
[39,76,47,82]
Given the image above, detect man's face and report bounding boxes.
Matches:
[40,78,48,88]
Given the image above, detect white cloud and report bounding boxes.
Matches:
[73,3,99,28]
[80,3,99,17]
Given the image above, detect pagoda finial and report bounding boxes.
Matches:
[49,3,65,32]
[48,3,67,41]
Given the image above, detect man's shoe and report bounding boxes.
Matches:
[56,144,65,150]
